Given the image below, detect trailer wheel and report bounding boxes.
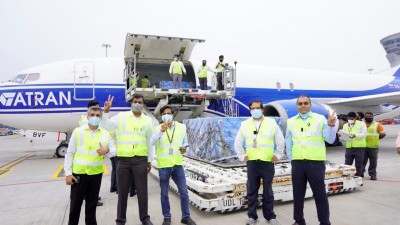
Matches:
[56,143,68,158]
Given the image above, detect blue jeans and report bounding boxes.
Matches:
[158,165,190,219]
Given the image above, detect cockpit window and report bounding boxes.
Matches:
[25,73,40,83]
[10,74,28,83]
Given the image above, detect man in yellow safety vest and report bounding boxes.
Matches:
[235,99,284,225]
[197,60,214,90]
[169,55,186,89]
[64,105,116,225]
[150,106,197,225]
[101,94,154,225]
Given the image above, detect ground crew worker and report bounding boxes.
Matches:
[343,111,366,177]
[64,105,116,225]
[150,106,197,225]
[78,100,105,206]
[362,112,386,180]
[141,75,150,88]
[215,55,226,90]
[169,55,186,89]
[101,94,154,225]
[197,60,214,90]
[285,95,337,225]
[235,100,284,225]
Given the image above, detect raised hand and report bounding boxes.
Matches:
[104,95,114,113]
[327,109,337,127]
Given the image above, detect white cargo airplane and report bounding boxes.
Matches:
[1,33,400,157]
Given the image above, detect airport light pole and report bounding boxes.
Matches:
[102,44,111,57]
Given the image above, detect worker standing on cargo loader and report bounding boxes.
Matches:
[342,111,367,177]
[197,60,214,90]
[169,55,186,89]
[150,106,197,225]
[101,94,154,225]
[362,112,385,180]
[234,99,285,225]
[285,95,337,225]
[65,105,117,225]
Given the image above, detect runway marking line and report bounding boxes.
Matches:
[0,153,34,178]
[52,163,109,178]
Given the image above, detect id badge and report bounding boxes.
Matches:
[252,141,257,148]
[169,147,174,155]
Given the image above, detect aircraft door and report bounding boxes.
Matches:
[73,61,95,100]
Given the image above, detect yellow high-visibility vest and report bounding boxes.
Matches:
[366,121,379,148]
[288,114,326,160]
[343,120,366,148]
[72,127,109,175]
[171,61,183,75]
[241,117,276,162]
[115,112,149,157]
[198,66,209,78]
[155,122,186,168]
[216,61,225,72]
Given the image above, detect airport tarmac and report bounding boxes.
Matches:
[0,125,400,225]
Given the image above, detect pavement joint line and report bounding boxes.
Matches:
[0,153,34,170]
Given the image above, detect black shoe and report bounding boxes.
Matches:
[162,218,171,225]
[181,217,196,225]
[130,190,136,197]
[110,187,117,193]
[371,175,377,180]
[142,219,153,225]
[96,200,103,206]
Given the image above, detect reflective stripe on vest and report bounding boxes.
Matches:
[198,66,209,78]
[241,117,276,162]
[155,122,186,168]
[116,112,148,157]
[288,114,326,160]
[216,61,224,72]
[343,121,366,148]
[366,121,379,148]
[72,127,109,175]
[171,61,183,74]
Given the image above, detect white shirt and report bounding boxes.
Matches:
[64,125,117,176]
[234,117,285,161]
[101,111,154,161]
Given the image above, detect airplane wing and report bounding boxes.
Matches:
[327,91,400,106]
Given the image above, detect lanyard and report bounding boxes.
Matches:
[165,124,176,144]
[253,118,264,141]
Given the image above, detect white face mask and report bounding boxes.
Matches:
[348,119,354,125]
[173,57,178,61]
[131,103,143,112]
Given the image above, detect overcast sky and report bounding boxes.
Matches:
[0,0,399,81]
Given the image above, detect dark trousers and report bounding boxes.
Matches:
[216,72,224,90]
[69,173,103,225]
[345,148,365,176]
[291,160,330,225]
[110,157,117,191]
[199,78,208,90]
[246,160,276,221]
[116,156,149,225]
[363,148,378,176]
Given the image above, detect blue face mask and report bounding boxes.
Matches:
[250,109,262,119]
[88,117,101,126]
[162,114,173,123]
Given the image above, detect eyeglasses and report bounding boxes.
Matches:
[133,100,143,104]
[297,102,310,106]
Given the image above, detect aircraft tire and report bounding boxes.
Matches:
[56,143,68,158]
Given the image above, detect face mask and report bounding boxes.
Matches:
[173,57,178,61]
[348,119,354,125]
[131,103,143,112]
[250,109,262,119]
[162,114,173,123]
[219,59,223,62]
[365,118,373,123]
[88,117,101,126]
[202,62,206,66]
